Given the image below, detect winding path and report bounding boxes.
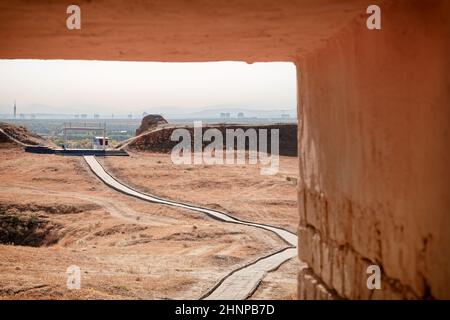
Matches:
[83,155,298,300]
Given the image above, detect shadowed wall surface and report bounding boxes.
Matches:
[297,1,450,299]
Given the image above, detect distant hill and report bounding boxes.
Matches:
[156,107,297,119]
[0,104,297,120]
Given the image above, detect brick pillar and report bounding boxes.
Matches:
[296,0,450,299]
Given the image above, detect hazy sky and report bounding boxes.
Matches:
[0,60,296,115]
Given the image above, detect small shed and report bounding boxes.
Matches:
[92,136,109,150]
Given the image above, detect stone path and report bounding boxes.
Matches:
[84,155,298,299]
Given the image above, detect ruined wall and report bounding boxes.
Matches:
[128,124,298,156]
[135,114,169,136]
[297,0,450,299]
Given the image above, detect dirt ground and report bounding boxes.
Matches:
[99,151,299,233]
[0,144,298,299]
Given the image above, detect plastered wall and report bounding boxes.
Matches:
[296,0,450,299]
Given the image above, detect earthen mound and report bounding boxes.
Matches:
[126,123,298,156]
[0,122,50,147]
[135,114,168,135]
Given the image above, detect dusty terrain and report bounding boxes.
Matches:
[0,135,298,299]
[100,151,299,233]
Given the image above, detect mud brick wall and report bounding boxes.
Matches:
[129,124,298,156]
[296,1,450,299]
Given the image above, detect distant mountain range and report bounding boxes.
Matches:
[158,107,296,119]
[0,104,296,120]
